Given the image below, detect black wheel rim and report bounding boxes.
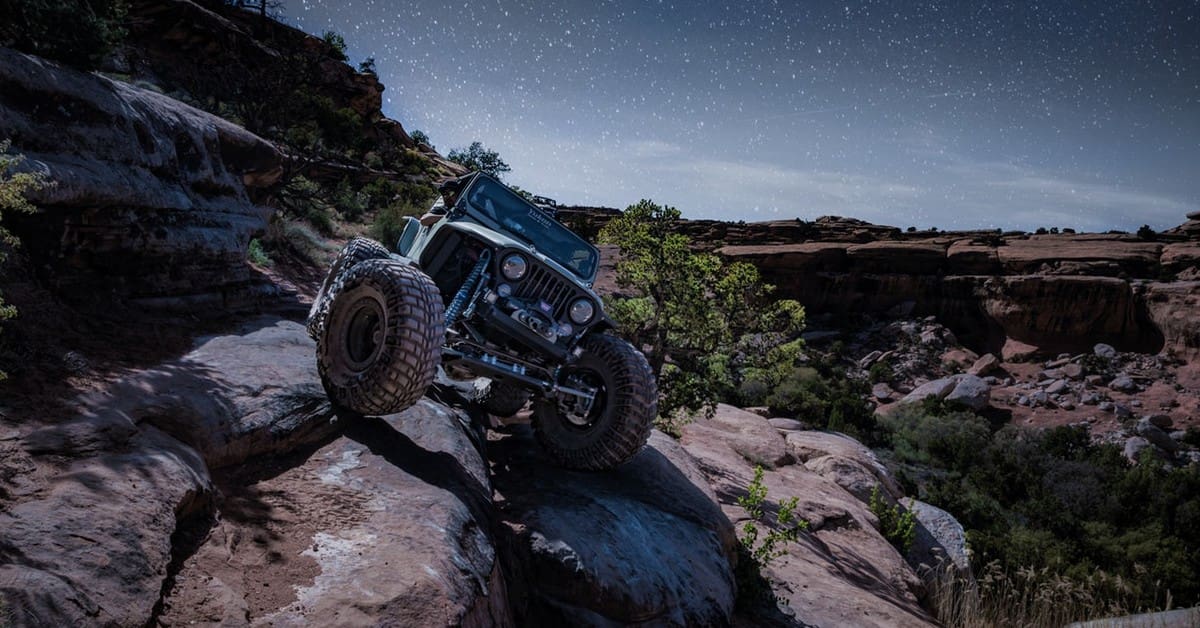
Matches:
[343,295,385,371]
[564,369,607,430]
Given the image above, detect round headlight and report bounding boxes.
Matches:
[501,253,528,280]
[496,283,513,297]
[568,298,595,324]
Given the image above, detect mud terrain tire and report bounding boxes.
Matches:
[533,334,657,470]
[318,259,445,416]
[307,237,391,340]
[474,381,531,417]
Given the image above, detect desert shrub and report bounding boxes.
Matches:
[410,129,432,148]
[0,140,49,380]
[735,466,809,608]
[368,200,423,249]
[0,0,127,69]
[1137,224,1156,240]
[264,219,336,267]
[247,238,271,267]
[867,360,893,384]
[879,406,1200,612]
[880,404,991,473]
[763,361,875,440]
[321,30,348,61]
[330,179,369,222]
[447,141,511,178]
[869,486,916,553]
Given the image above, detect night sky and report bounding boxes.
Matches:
[282,0,1199,232]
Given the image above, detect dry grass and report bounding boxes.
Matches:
[923,560,1176,628]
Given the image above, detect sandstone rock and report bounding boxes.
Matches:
[1124,437,1152,463]
[1041,368,1066,380]
[1115,404,1134,419]
[968,353,1000,376]
[945,375,991,411]
[1147,414,1174,430]
[1063,363,1085,380]
[1099,401,1116,412]
[493,430,736,626]
[908,500,971,576]
[859,350,884,368]
[680,421,933,627]
[1094,343,1118,359]
[899,378,957,405]
[1136,419,1181,454]
[0,48,282,311]
[997,237,1161,277]
[1,319,344,626]
[873,382,895,402]
[786,431,904,504]
[1080,392,1101,406]
[1046,380,1069,395]
[1110,375,1138,393]
[846,241,947,274]
[682,404,794,469]
[769,418,807,431]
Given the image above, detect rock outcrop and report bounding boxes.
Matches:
[2,321,950,627]
[0,47,282,311]
[680,405,935,627]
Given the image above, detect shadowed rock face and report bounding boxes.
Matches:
[0,47,282,311]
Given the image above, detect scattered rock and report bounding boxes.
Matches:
[1086,374,1106,386]
[1045,379,1069,395]
[1062,363,1085,380]
[1094,343,1118,359]
[908,500,971,577]
[968,353,1000,376]
[1041,368,1066,380]
[899,378,957,406]
[872,382,895,402]
[1136,419,1181,454]
[858,350,884,368]
[1017,395,1030,407]
[944,375,991,411]
[1109,375,1137,393]
[1124,437,1152,463]
[1099,401,1116,413]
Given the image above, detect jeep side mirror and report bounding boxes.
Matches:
[396,216,421,256]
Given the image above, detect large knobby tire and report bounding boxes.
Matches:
[474,380,532,417]
[306,237,391,340]
[533,334,657,471]
[317,259,445,416]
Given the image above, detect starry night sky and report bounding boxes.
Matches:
[282,0,1199,231]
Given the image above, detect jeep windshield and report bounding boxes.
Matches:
[459,175,598,280]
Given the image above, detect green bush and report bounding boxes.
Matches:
[368,200,423,249]
[764,362,875,440]
[879,404,1200,610]
[0,0,127,69]
[321,30,348,61]
[867,360,893,384]
[735,466,809,608]
[0,140,49,381]
[869,486,916,553]
[247,238,271,267]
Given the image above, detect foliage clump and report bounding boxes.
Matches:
[734,466,809,608]
[869,486,916,553]
[0,0,128,69]
[598,200,805,432]
[0,141,49,380]
[447,141,511,179]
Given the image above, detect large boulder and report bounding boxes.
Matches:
[159,399,509,627]
[491,430,738,626]
[680,412,934,627]
[907,500,971,577]
[785,430,903,503]
[0,47,282,311]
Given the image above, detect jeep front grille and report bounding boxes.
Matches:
[513,263,575,319]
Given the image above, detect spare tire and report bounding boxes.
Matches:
[318,259,445,416]
[306,237,391,340]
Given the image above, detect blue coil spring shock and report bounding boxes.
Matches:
[445,249,491,327]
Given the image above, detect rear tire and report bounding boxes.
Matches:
[532,334,657,471]
[474,381,531,417]
[317,259,445,416]
[307,237,391,340]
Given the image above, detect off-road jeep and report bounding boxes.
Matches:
[306,172,657,470]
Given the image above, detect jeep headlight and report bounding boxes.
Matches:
[501,253,528,280]
[568,298,595,324]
